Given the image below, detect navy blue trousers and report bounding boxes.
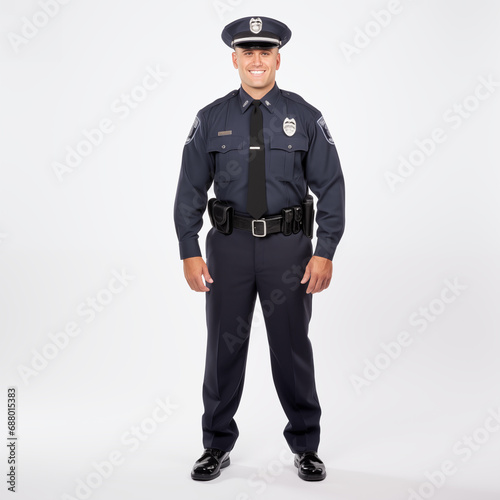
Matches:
[202,226,321,453]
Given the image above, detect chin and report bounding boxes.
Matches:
[248,80,268,87]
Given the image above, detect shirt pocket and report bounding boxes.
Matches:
[269,133,309,182]
[207,135,246,184]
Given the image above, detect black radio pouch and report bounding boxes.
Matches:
[208,198,233,235]
[292,206,302,234]
[301,194,314,239]
[281,208,294,236]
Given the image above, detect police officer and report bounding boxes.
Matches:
[174,16,345,481]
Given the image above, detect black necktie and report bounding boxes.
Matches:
[247,100,267,219]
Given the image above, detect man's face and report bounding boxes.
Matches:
[232,47,281,94]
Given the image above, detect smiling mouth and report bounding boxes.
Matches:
[249,70,265,75]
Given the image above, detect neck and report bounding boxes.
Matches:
[241,82,275,100]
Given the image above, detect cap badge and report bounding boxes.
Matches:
[249,18,263,34]
[283,118,296,137]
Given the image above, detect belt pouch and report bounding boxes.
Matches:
[301,194,314,239]
[292,206,302,234]
[208,198,233,235]
[281,208,293,236]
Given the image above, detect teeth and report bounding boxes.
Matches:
[250,71,264,74]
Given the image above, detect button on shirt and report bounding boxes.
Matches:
[174,83,345,260]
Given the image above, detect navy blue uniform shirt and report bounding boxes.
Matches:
[174,83,345,260]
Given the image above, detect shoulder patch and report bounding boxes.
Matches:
[317,116,335,145]
[185,115,200,145]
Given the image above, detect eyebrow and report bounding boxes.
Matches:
[242,50,271,54]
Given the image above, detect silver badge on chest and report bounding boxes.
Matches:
[249,18,262,34]
[283,117,296,137]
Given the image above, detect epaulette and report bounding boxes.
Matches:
[199,89,239,114]
[280,89,322,117]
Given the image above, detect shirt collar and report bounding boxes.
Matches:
[238,83,281,114]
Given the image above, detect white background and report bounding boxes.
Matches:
[1,0,499,499]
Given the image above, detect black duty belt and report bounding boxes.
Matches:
[233,214,290,237]
[207,196,314,239]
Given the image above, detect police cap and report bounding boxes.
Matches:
[221,16,292,50]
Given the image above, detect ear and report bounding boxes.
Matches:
[232,51,238,69]
[276,52,281,70]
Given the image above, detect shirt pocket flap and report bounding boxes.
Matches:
[207,135,245,153]
[270,133,309,152]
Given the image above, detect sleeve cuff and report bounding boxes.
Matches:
[313,237,337,260]
[179,239,202,260]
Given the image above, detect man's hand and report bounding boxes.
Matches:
[183,256,213,292]
[300,256,332,294]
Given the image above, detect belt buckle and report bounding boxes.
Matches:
[252,219,267,237]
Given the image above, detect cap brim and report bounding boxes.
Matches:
[233,40,280,49]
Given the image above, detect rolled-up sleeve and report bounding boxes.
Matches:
[173,113,214,260]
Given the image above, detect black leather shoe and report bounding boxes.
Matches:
[294,451,326,481]
[191,448,230,481]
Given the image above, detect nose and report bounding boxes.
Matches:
[252,53,263,66]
